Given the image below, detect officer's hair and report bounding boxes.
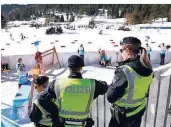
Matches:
[123,44,152,69]
[69,67,81,72]
[139,47,152,69]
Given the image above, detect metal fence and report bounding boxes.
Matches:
[1,64,171,127]
[90,63,171,127]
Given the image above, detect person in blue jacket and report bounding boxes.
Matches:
[145,43,152,61]
[78,44,85,60]
[159,43,166,65]
[18,65,29,88]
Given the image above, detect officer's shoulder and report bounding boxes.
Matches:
[50,79,58,86]
[116,65,126,70]
[115,65,127,74]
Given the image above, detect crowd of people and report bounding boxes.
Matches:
[9,33,27,41]
[77,44,112,67]
[145,42,168,65]
[14,36,155,127]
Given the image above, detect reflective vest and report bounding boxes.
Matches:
[114,65,153,117]
[79,47,84,56]
[34,100,52,126]
[54,78,95,122]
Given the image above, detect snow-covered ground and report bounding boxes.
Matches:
[1,17,171,127]
[1,17,171,70]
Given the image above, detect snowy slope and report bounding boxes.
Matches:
[1,17,171,68]
[1,24,171,70]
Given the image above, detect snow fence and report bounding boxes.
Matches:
[1,50,171,70]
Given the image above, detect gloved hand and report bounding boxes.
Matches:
[85,118,94,127]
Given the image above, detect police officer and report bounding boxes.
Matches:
[78,44,85,61]
[29,76,52,127]
[107,37,153,127]
[145,43,152,61]
[159,43,166,65]
[37,55,108,127]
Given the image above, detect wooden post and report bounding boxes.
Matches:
[54,46,61,68]
[40,47,61,71]
[28,81,34,115]
[52,47,55,66]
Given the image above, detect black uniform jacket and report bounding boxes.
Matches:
[107,55,153,104]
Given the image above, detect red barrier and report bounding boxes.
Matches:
[88,42,92,44]
[111,42,115,44]
[114,45,118,47]
[71,42,75,44]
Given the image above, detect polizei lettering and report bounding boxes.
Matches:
[64,86,90,93]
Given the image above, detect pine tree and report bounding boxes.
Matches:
[168,8,171,22]
[1,15,6,28]
[66,13,69,21]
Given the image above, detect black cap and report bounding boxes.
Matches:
[33,76,49,86]
[120,37,141,46]
[68,55,84,68]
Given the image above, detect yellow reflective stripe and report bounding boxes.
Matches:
[118,65,146,104]
[126,101,146,117]
[54,79,59,107]
[118,97,146,104]
[34,100,52,126]
[55,78,61,109]
[34,100,46,117]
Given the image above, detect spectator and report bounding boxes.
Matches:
[99,49,111,67]
[78,44,85,60]
[18,65,29,89]
[145,43,152,61]
[99,48,106,66]
[35,51,43,69]
[1,54,10,71]
[159,43,166,65]
[16,58,25,74]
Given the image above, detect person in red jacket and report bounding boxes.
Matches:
[35,51,43,74]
